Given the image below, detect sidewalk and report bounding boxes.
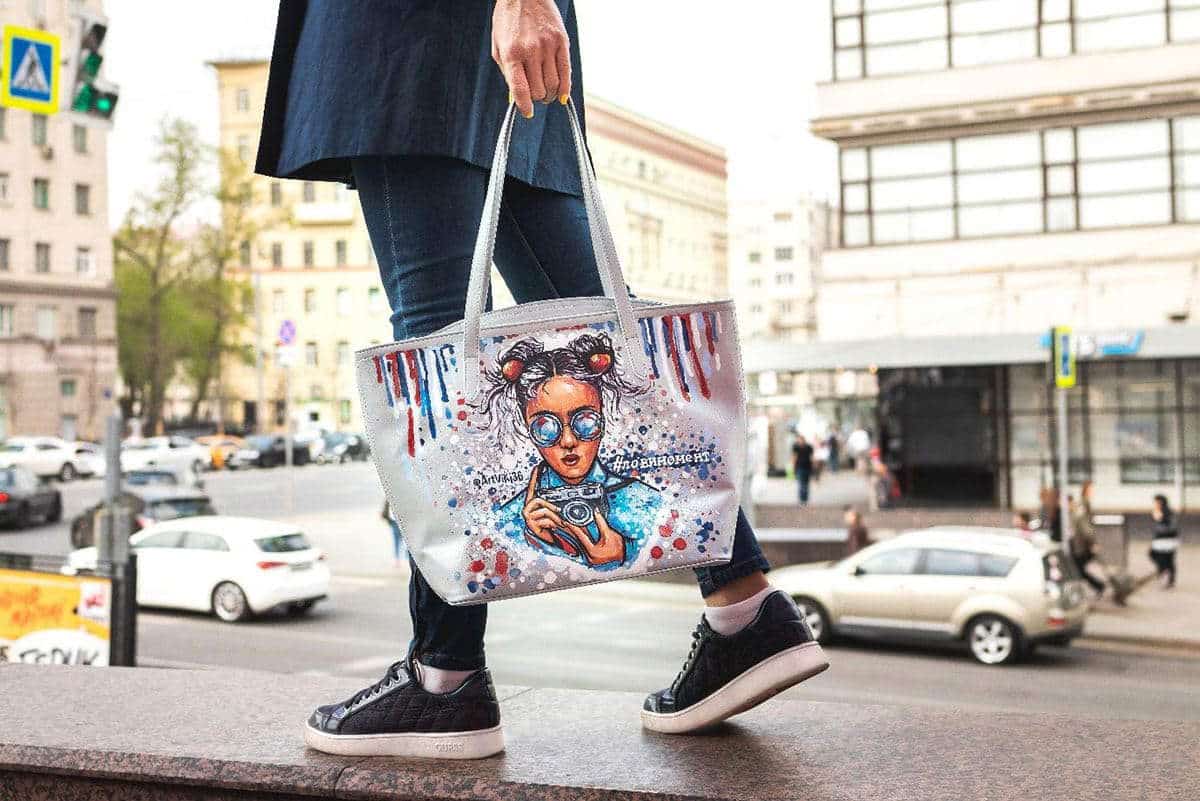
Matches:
[1083,544,1200,651]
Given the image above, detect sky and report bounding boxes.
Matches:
[103,0,838,229]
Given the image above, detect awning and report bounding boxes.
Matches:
[740,325,1200,373]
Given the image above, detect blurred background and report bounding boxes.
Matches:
[0,0,1197,722]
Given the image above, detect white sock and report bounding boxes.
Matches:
[415,660,474,694]
[704,586,776,636]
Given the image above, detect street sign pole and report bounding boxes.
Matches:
[1051,326,1075,555]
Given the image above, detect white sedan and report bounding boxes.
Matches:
[65,517,330,622]
[120,436,212,476]
[0,436,79,481]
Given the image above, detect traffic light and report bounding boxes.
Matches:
[69,17,118,121]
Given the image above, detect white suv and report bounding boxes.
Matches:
[770,527,1089,665]
[0,437,79,481]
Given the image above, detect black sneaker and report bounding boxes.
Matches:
[304,658,504,759]
[642,590,829,734]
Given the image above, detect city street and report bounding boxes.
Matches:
[3,463,1199,722]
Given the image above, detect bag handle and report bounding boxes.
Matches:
[461,100,650,399]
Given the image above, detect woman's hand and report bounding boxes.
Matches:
[491,0,572,118]
[523,465,565,544]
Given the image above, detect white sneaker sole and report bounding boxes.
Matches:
[641,641,829,735]
[303,722,505,759]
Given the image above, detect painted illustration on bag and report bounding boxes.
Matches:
[477,332,661,569]
[365,309,740,601]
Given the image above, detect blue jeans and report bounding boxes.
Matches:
[353,155,771,671]
[796,470,811,505]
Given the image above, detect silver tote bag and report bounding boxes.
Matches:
[356,101,747,604]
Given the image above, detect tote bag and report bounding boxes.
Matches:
[356,101,747,604]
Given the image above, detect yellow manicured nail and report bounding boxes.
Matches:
[524,109,534,119]
[559,94,569,105]
[508,92,514,104]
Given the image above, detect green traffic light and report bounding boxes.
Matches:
[82,51,102,78]
[96,95,112,113]
[72,84,94,112]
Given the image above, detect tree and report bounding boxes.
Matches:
[182,151,262,427]
[114,119,207,433]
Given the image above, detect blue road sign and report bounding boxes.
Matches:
[278,319,296,346]
[1,26,60,114]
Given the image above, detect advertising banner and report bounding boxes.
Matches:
[0,568,111,665]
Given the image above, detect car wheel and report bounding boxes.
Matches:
[287,599,317,616]
[967,614,1021,666]
[59,462,76,482]
[12,504,31,530]
[192,459,206,475]
[212,582,251,623]
[46,497,62,523]
[792,595,833,645]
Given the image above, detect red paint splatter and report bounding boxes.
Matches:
[457,410,468,420]
[404,351,421,405]
[469,560,485,573]
[703,312,717,354]
[663,316,691,401]
[373,355,383,384]
[457,397,466,405]
[659,524,672,537]
[670,509,679,519]
[495,551,509,575]
[480,538,493,550]
[672,538,687,551]
[650,546,664,559]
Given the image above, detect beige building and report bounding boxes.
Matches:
[211,60,728,433]
[0,0,116,441]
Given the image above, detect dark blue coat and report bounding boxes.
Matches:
[255,0,587,195]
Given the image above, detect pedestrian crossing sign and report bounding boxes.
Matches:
[1051,326,1076,389]
[1,26,60,114]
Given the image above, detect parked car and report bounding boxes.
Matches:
[0,466,62,529]
[195,435,246,470]
[71,441,107,478]
[69,486,217,548]
[770,527,1089,665]
[64,517,330,622]
[124,468,187,487]
[0,437,79,481]
[227,435,312,469]
[317,431,369,464]
[120,436,211,476]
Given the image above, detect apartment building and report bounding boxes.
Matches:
[211,59,728,432]
[751,0,1200,509]
[0,0,116,441]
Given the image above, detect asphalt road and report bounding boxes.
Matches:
[4,465,1200,722]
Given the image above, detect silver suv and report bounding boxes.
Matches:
[770,527,1089,665]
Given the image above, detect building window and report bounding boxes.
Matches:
[749,303,763,314]
[0,239,8,271]
[773,211,793,222]
[335,239,347,266]
[236,87,250,112]
[775,272,795,286]
[302,240,314,268]
[367,286,384,313]
[74,183,90,215]
[271,242,283,269]
[32,114,47,146]
[830,0,1200,81]
[339,399,352,424]
[303,288,316,313]
[61,379,77,397]
[239,239,251,267]
[72,124,87,153]
[774,247,794,261]
[237,134,250,163]
[840,113,1200,246]
[336,340,350,367]
[271,289,285,314]
[0,304,13,337]
[749,277,762,288]
[0,172,8,202]
[35,242,50,273]
[77,307,97,340]
[35,306,56,340]
[270,181,282,207]
[336,287,351,316]
[304,341,318,367]
[302,181,316,203]
[748,251,761,263]
[33,178,49,209]
[777,300,794,314]
[76,246,93,275]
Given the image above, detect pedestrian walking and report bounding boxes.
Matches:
[257,0,827,759]
[827,432,840,474]
[382,500,407,567]
[813,439,829,483]
[844,506,871,556]
[1070,483,1106,597]
[793,434,814,505]
[1038,487,1063,543]
[1149,494,1179,588]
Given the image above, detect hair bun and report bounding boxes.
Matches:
[587,352,612,374]
[501,358,525,382]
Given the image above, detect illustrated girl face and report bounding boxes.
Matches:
[524,376,603,483]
